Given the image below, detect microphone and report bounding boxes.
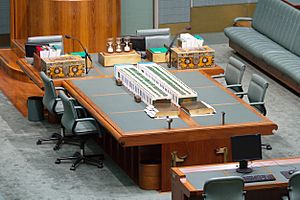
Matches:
[165,26,192,68]
[64,34,92,74]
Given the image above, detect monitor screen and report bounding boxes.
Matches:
[129,36,145,51]
[231,134,262,162]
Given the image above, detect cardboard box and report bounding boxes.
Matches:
[41,55,86,79]
[171,46,215,70]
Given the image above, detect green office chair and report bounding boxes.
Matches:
[203,176,245,200]
[235,74,269,116]
[55,91,104,170]
[212,57,246,94]
[235,74,272,150]
[282,171,300,200]
[36,72,66,150]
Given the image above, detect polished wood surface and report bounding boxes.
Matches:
[10,0,121,53]
[0,49,30,82]
[171,157,300,200]
[62,70,277,191]
[282,0,300,9]
[63,71,277,147]
[0,68,43,117]
[229,40,300,95]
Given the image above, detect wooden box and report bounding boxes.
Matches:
[146,48,168,63]
[98,50,141,67]
[171,46,215,70]
[41,55,86,79]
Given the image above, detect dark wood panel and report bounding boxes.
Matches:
[10,0,121,53]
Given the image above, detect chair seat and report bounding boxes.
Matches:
[224,27,287,59]
[74,121,98,135]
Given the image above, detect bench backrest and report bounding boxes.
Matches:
[253,0,300,57]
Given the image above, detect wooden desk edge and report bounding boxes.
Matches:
[172,157,300,197]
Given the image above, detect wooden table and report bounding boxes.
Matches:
[61,68,277,191]
[282,0,300,9]
[18,51,277,191]
[171,157,300,200]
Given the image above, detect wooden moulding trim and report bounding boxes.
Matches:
[174,157,300,193]
[11,39,26,58]
[177,157,300,173]
[119,122,277,147]
[63,81,124,142]
[17,59,44,89]
[229,40,300,95]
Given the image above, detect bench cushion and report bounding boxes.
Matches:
[224,27,286,59]
[252,0,300,57]
[262,51,300,85]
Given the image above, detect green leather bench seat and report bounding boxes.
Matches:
[224,0,300,93]
[262,51,300,85]
[224,27,287,59]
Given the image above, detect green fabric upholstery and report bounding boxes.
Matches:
[252,0,300,55]
[136,28,171,49]
[203,176,245,200]
[224,0,300,92]
[288,171,300,200]
[59,91,98,135]
[40,72,64,114]
[247,74,269,115]
[224,27,286,59]
[262,51,300,86]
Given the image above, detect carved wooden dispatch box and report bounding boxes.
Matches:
[41,55,86,79]
[171,46,215,70]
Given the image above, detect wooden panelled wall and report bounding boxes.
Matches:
[10,0,121,53]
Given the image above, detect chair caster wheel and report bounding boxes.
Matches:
[98,163,103,168]
[70,166,76,171]
[53,145,60,151]
[36,140,42,145]
[55,159,61,164]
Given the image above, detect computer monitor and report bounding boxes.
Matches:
[231,134,262,173]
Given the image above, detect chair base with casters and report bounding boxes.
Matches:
[55,136,104,170]
[36,130,80,151]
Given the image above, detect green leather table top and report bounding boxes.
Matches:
[71,70,263,133]
[185,162,300,190]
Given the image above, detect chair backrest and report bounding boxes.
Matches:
[247,74,269,115]
[289,171,300,200]
[224,57,246,87]
[27,35,64,54]
[203,176,245,200]
[136,28,171,49]
[59,91,78,133]
[40,71,58,113]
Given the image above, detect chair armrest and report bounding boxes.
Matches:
[55,87,66,91]
[226,84,242,88]
[75,118,96,123]
[233,17,253,27]
[211,74,225,79]
[55,97,61,102]
[234,91,248,96]
[74,106,88,117]
[234,17,253,23]
[249,102,265,106]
